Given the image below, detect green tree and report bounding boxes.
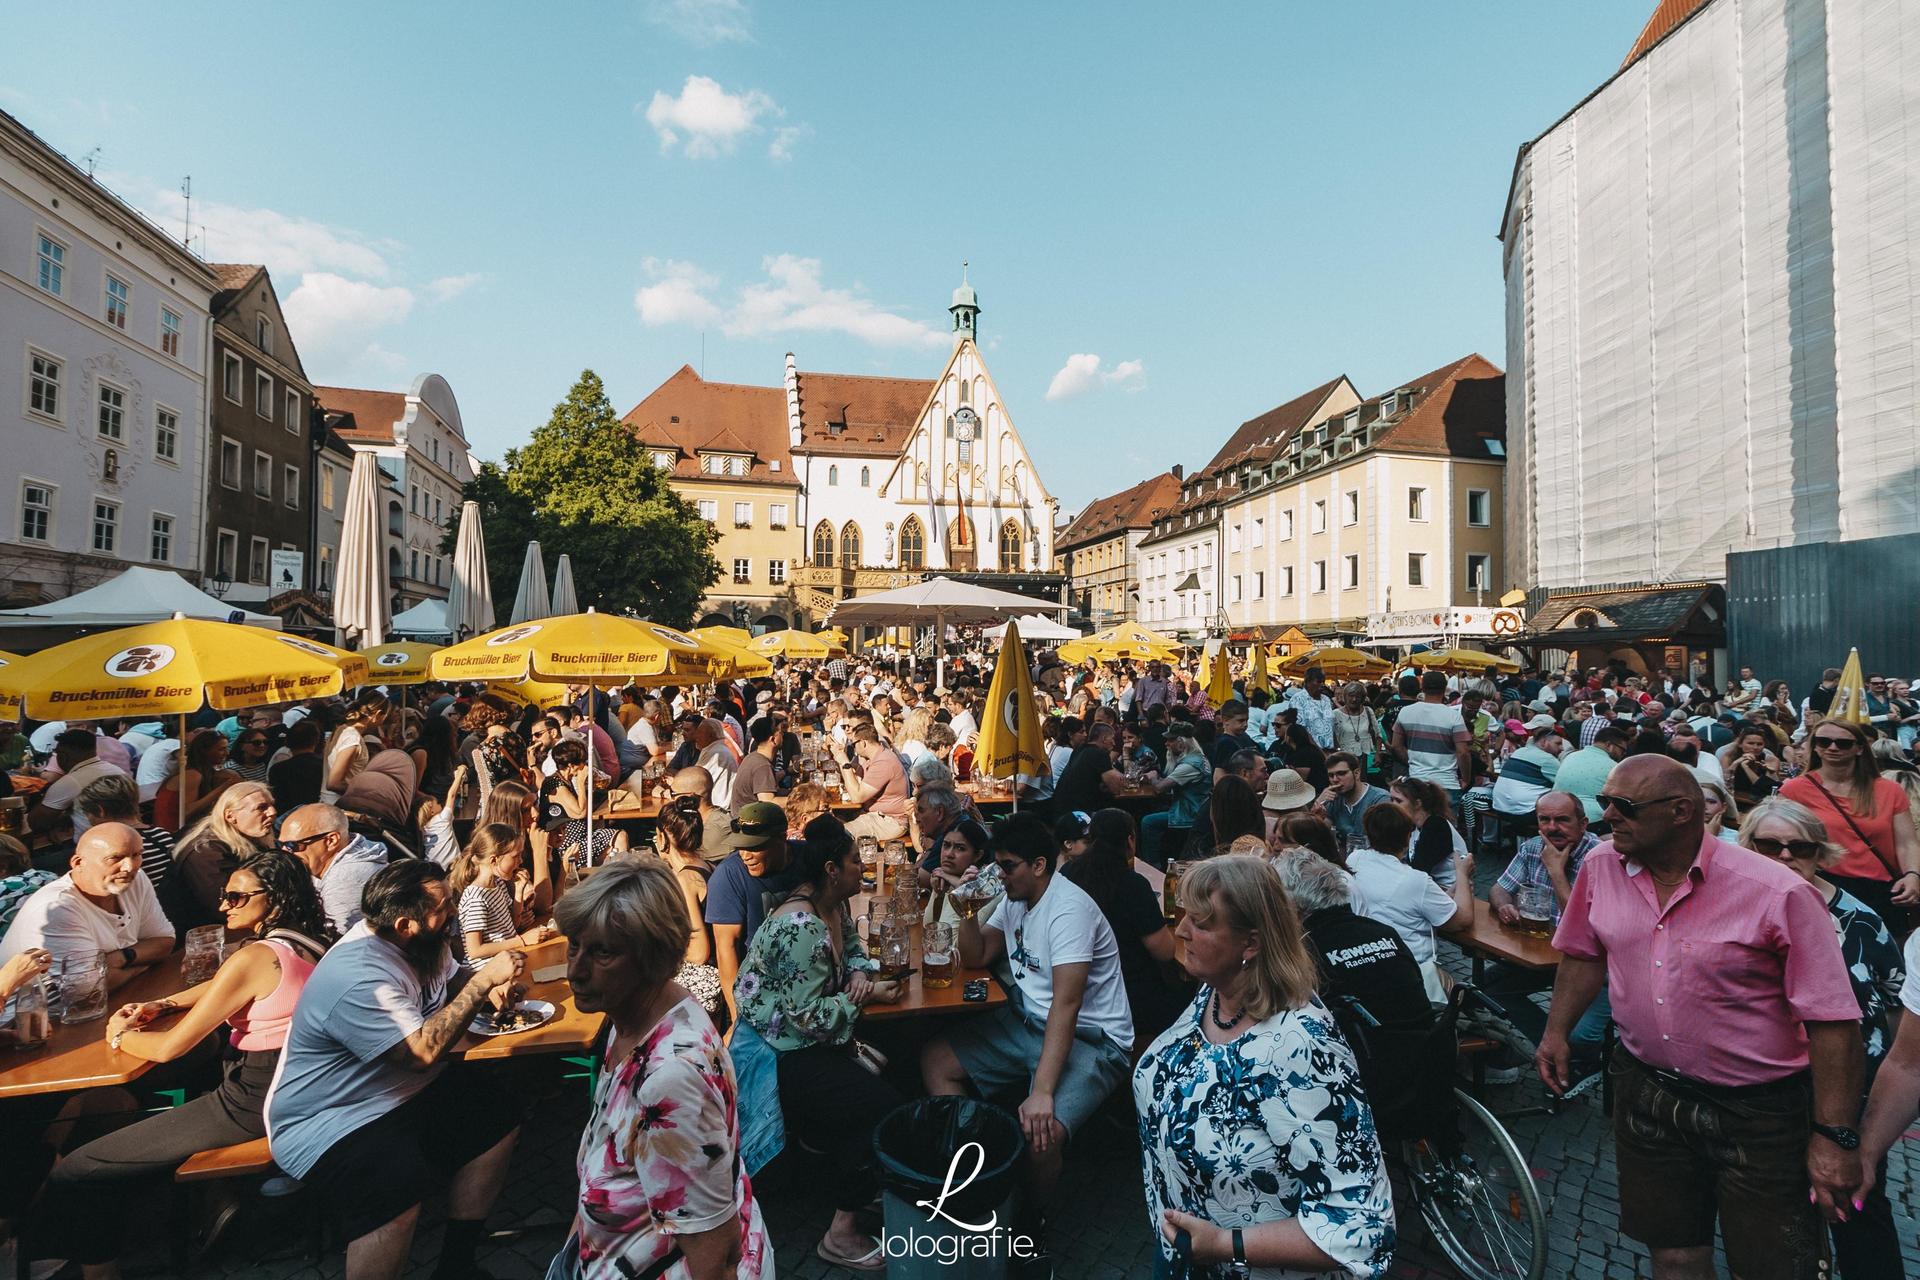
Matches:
[450,371,718,623]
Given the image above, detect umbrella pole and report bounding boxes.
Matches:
[177,712,189,834]
[584,680,597,872]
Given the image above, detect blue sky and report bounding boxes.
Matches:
[3,1,1644,511]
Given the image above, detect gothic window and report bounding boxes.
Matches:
[899,516,925,570]
[958,379,969,405]
[999,521,1024,573]
[840,522,862,567]
[812,521,835,567]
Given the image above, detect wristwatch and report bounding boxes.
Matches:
[118,946,136,968]
[1811,1122,1861,1150]
[1225,1227,1251,1278]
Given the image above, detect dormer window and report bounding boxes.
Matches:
[1379,392,1398,418]
[651,451,675,470]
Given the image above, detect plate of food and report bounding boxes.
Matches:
[471,999,557,1037]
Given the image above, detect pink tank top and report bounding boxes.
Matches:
[228,936,318,1053]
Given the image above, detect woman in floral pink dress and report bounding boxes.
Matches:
[551,858,771,1280]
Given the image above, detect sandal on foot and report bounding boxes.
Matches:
[816,1237,886,1271]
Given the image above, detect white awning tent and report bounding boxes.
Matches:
[0,567,281,629]
[829,577,1064,689]
[388,598,452,640]
[984,614,1081,642]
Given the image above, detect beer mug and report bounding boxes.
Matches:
[57,953,109,1025]
[1163,861,1191,923]
[857,837,880,892]
[4,978,49,1049]
[923,922,957,989]
[878,917,912,978]
[884,846,912,901]
[860,895,895,947]
[182,925,225,986]
[1516,883,1556,938]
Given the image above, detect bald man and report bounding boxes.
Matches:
[0,822,174,989]
[280,804,390,934]
[1539,755,1863,1279]
[667,765,732,863]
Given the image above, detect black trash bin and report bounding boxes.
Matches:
[871,1097,1027,1278]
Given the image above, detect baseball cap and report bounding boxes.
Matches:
[1503,718,1527,737]
[1524,714,1557,732]
[729,801,787,851]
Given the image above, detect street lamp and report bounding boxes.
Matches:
[207,571,232,600]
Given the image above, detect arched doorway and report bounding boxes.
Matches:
[755,613,788,633]
[946,514,976,571]
[697,612,732,629]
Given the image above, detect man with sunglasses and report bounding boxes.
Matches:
[922,813,1132,1275]
[1539,756,1864,1280]
[278,804,390,935]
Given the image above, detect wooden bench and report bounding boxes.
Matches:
[175,1136,275,1184]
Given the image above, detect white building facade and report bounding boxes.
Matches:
[0,110,218,604]
[1502,0,1920,590]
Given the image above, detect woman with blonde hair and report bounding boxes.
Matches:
[172,780,278,928]
[1697,777,1741,840]
[322,691,389,803]
[781,781,835,837]
[1134,855,1393,1278]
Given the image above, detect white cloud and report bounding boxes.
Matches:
[425,272,484,303]
[131,183,392,280]
[634,258,723,326]
[1045,353,1147,401]
[635,255,945,348]
[644,0,751,45]
[643,75,779,158]
[283,272,414,358]
[768,124,808,162]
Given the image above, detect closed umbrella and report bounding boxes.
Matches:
[508,542,550,625]
[1828,647,1872,726]
[1200,641,1234,705]
[445,500,495,640]
[336,451,390,648]
[1249,644,1273,696]
[973,619,1046,808]
[550,554,579,617]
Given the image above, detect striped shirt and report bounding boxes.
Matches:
[1394,701,1467,788]
[457,882,517,968]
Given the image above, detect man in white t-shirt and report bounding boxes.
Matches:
[692,718,738,809]
[265,860,525,1280]
[135,736,180,803]
[0,823,174,988]
[30,729,131,838]
[922,812,1132,1260]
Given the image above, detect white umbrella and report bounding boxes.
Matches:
[335,452,390,648]
[984,613,1081,642]
[444,500,495,640]
[550,554,579,616]
[508,541,550,625]
[828,576,1064,690]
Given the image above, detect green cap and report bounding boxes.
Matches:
[729,801,787,850]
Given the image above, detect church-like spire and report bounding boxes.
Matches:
[950,261,980,343]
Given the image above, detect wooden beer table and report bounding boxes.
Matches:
[1440,899,1562,982]
[454,935,604,1061]
[850,892,1007,1022]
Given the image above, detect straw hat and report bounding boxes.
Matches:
[1261,770,1318,813]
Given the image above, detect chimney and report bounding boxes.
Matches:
[1170,464,1184,482]
[783,353,801,449]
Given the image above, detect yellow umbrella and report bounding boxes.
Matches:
[1827,647,1871,726]
[1057,621,1182,665]
[815,626,850,650]
[691,627,774,678]
[487,678,572,710]
[1409,647,1521,676]
[1200,642,1234,704]
[1249,644,1273,696]
[700,625,754,647]
[1274,646,1394,681]
[749,629,834,660]
[430,611,715,686]
[0,650,22,719]
[974,618,1046,804]
[359,641,442,686]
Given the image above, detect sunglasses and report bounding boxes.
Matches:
[278,832,329,853]
[1813,736,1858,750]
[219,888,269,909]
[1596,792,1686,820]
[1749,837,1823,861]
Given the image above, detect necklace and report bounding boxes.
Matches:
[1209,990,1247,1031]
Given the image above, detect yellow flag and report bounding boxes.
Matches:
[974,618,1046,783]
[1828,647,1871,726]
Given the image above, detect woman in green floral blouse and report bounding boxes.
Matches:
[735,816,906,1271]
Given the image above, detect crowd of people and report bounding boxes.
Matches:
[0,640,1917,1278]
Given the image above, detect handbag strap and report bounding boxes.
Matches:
[1806,775,1900,878]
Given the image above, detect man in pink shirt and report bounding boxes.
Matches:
[1537,756,1863,1280]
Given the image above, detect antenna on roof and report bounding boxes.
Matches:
[81,147,102,178]
[180,175,191,246]
[701,331,706,380]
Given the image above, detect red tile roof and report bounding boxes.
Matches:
[1623,0,1711,68]
[620,365,796,487]
[790,369,935,457]
[315,386,408,446]
[1365,353,1505,457]
[1057,470,1183,551]
[210,263,262,296]
[1202,375,1352,476]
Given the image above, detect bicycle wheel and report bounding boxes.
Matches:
[1400,1089,1546,1280]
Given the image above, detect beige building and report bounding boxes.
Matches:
[620,366,802,630]
[1056,470,1182,628]
[1216,354,1507,638]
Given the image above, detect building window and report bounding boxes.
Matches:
[999,520,1023,572]
[840,522,862,567]
[696,499,718,523]
[827,465,838,486]
[650,451,674,470]
[1251,517,1264,548]
[219,438,242,489]
[104,276,129,329]
[250,536,270,584]
[1467,489,1491,527]
[1312,560,1327,593]
[1230,575,1243,604]
[320,465,336,510]
[96,383,125,441]
[1343,553,1360,589]
[27,351,61,421]
[215,529,238,579]
[91,499,119,554]
[20,482,53,543]
[812,521,835,566]
[1342,490,1359,526]
[732,558,752,584]
[253,452,272,498]
[859,466,871,487]
[255,372,273,418]
[769,559,786,585]
[1227,524,1242,553]
[1311,500,1327,534]
[1279,565,1294,596]
[1408,553,1426,586]
[410,549,420,579]
[1466,553,1491,593]
[284,464,300,507]
[409,484,418,514]
[1279,509,1294,540]
[223,354,242,402]
[36,233,65,296]
[317,545,334,591]
[769,503,788,529]
[161,308,182,358]
[286,389,301,433]
[150,513,173,563]
[1408,486,1428,521]
[899,516,925,570]
[1252,571,1265,598]
[733,501,752,528]
[256,316,272,355]
[154,406,179,462]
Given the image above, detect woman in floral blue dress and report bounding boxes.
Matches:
[1134,855,1394,1279]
